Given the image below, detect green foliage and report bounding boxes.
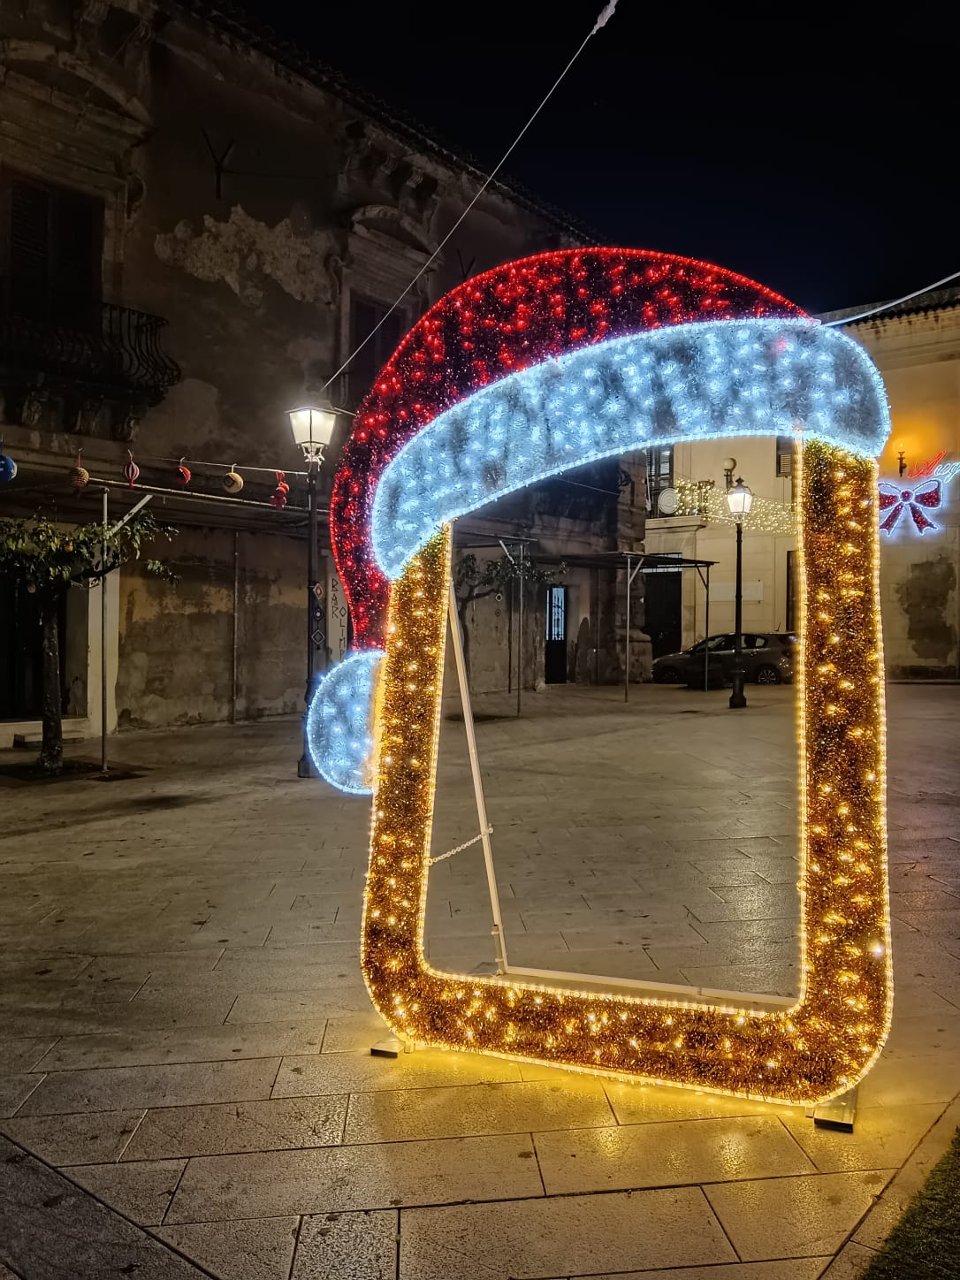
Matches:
[454,551,564,607]
[0,510,177,593]
[863,1127,960,1279]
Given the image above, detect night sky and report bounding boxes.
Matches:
[241,1,956,314]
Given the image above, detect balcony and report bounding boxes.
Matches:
[0,291,181,438]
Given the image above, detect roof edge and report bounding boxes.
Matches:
[168,0,596,244]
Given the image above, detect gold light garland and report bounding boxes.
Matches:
[674,479,797,535]
[361,440,891,1104]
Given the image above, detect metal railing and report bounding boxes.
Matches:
[0,293,181,404]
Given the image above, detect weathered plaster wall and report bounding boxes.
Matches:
[0,1,599,732]
[116,526,306,728]
[852,312,960,678]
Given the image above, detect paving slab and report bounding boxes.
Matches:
[123,1094,347,1160]
[583,1264,828,1280]
[290,1209,398,1280]
[704,1170,893,1260]
[3,1109,144,1165]
[0,1074,44,1118]
[159,1217,299,1280]
[70,1158,187,1225]
[272,1049,522,1098]
[33,1021,326,1071]
[166,1133,544,1221]
[19,1058,282,1116]
[344,1078,614,1144]
[399,1187,736,1278]
[0,1134,208,1279]
[535,1114,815,1194]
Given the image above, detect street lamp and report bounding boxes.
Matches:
[726,476,753,710]
[287,403,337,777]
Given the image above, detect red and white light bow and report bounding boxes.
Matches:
[878,479,942,534]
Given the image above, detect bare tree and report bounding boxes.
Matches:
[453,551,562,684]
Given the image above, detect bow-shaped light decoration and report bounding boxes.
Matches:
[878,478,942,534]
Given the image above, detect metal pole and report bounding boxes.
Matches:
[704,565,710,692]
[516,543,524,717]
[729,521,747,708]
[100,487,108,775]
[298,460,319,777]
[624,554,631,703]
[448,580,508,970]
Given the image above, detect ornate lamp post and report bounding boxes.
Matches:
[288,404,337,777]
[726,476,753,709]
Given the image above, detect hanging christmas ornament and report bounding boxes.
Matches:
[270,470,290,509]
[176,457,192,487]
[68,449,90,490]
[123,449,140,488]
[0,441,17,484]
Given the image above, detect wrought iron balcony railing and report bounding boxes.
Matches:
[0,293,181,408]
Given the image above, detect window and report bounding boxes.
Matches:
[347,294,406,403]
[1,172,103,322]
[776,435,794,478]
[645,445,674,514]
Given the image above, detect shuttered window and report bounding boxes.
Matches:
[2,173,103,320]
[776,435,794,478]
[348,295,406,403]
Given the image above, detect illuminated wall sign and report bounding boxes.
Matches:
[879,454,957,536]
[879,480,942,534]
[909,451,960,484]
[308,248,893,1106]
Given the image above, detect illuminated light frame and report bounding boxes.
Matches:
[364,439,891,1104]
[306,649,385,794]
[372,319,888,579]
[330,247,808,653]
[319,247,893,1104]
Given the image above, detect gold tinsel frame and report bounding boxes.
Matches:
[361,440,892,1105]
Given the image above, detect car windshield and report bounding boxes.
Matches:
[690,636,729,653]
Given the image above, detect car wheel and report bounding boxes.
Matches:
[755,664,782,685]
[655,666,682,684]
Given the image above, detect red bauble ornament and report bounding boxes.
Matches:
[270,471,290,509]
[123,450,140,488]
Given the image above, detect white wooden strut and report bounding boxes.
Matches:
[446,579,509,972]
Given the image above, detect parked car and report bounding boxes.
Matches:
[653,633,797,686]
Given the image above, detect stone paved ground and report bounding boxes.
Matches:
[0,683,958,1279]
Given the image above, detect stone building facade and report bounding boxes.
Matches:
[642,290,960,681]
[0,0,644,744]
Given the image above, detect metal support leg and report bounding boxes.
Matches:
[810,1084,859,1132]
[447,580,509,972]
[370,1036,414,1059]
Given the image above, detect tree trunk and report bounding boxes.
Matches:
[38,590,63,774]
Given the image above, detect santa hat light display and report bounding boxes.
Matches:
[302,246,894,1108]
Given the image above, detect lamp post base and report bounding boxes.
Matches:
[297,752,314,779]
[729,671,747,709]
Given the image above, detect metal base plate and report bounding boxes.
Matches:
[809,1085,858,1132]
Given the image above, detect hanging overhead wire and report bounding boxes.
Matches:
[824,268,960,327]
[319,0,620,397]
